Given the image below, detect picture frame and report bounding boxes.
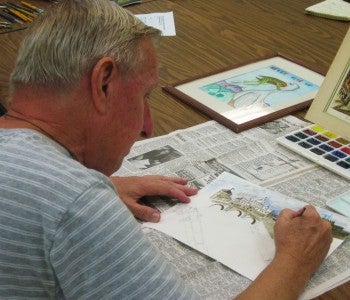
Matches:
[306,28,350,140]
[163,53,325,133]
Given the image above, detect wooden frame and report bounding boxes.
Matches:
[306,28,350,140]
[163,53,325,133]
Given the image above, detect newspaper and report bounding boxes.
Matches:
[114,115,350,299]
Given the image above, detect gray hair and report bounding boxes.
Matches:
[10,0,160,91]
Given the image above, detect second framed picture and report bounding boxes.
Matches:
[163,54,325,132]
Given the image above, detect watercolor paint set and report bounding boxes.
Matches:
[277,124,350,180]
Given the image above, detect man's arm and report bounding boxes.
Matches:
[236,205,332,299]
[110,175,198,222]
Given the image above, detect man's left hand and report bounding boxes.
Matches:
[110,175,198,222]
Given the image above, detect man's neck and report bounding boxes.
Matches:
[2,86,89,164]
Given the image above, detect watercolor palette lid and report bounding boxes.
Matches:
[277,28,350,180]
[305,28,350,140]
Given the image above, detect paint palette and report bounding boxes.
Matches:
[277,124,350,180]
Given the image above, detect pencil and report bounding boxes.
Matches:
[21,1,44,14]
[6,4,36,19]
[7,8,33,22]
[0,11,23,24]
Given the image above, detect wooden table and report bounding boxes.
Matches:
[0,0,349,298]
[126,0,349,137]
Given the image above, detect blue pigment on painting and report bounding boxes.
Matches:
[200,65,319,108]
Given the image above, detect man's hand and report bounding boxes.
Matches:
[236,205,332,299]
[110,175,198,222]
[274,205,332,277]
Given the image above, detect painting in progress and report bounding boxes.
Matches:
[143,172,347,280]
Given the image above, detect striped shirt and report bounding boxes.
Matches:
[0,129,200,299]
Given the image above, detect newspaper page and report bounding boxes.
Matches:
[114,115,350,299]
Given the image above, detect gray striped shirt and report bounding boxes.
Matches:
[0,129,200,299]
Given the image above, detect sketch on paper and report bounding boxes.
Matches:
[209,180,350,240]
[210,189,275,236]
[143,172,346,280]
[199,65,319,109]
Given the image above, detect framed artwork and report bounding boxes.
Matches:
[306,28,350,140]
[163,54,325,132]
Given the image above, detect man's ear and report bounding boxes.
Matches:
[90,57,117,114]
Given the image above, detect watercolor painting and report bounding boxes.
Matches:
[199,65,319,109]
[208,172,350,240]
[144,172,345,281]
[165,56,324,132]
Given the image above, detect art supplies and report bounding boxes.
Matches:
[0,1,46,33]
[277,124,350,180]
[277,28,350,181]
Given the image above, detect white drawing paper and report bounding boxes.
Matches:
[143,172,347,280]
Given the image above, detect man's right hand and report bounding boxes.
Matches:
[236,205,332,300]
[274,205,332,277]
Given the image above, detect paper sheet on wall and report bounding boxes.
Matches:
[143,172,348,280]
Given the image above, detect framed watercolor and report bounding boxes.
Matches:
[163,54,325,132]
[306,28,350,140]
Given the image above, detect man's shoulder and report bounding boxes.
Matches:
[0,128,113,206]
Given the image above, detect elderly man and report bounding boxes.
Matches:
[0,0,332,299]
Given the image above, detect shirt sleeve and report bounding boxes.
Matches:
[50,180,200,300]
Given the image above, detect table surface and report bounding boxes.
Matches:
[0,0,349,298]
